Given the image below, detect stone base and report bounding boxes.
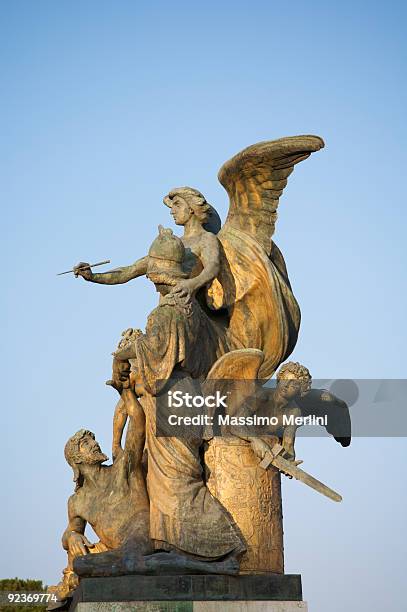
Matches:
[75,603,308,611]
[69,575,303,611]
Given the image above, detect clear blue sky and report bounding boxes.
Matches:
[1,2,406,611]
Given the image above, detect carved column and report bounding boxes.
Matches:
[205,437,284,574]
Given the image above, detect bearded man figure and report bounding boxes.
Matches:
[48,360,152,606]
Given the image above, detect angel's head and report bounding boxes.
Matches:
[163,187,221,233]
[276,361,312,399]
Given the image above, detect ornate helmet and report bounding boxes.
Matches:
[146,225,188,285]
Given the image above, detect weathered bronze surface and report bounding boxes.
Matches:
[49,362,151,601]
[73,136,325,378]
[205,438,284,574]
[50,136,350,606]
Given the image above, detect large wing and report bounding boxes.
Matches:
[203,349,264,413]
[205,348,264,380]
[202,349,265,434]
[218,135,324,255]
[295,389,351,447]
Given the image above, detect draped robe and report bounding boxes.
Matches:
[133,295,245,558]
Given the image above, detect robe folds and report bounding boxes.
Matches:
[134,295,232,396]
[140,385,245,558]
[133,296,245,558]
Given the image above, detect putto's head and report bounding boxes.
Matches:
[276,361,312,399]
[146,225,188,290]
[163,187,221,233]
[64,429,108,490]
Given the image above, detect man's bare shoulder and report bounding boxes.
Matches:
[67,492,80,517]
[104,455,128,480]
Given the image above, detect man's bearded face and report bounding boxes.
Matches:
[79,434,108,465]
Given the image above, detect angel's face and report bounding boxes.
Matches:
[277,373,302,400]
[170,197,193,225]
[277,372,311,400]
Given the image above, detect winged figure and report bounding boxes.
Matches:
[208,135,324,377]
[74,135,324,379]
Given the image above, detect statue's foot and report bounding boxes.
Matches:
[46,571,78,610]
[46,597,70,612]
[74,547,240,578]
[143,550,240,576]
[74,548,146,577]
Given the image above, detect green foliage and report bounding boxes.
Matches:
[0,579,48,612]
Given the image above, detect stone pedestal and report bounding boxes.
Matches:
[69,574,303,611]
[75,603,308,611]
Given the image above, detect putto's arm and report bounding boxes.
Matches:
[108,358,145,462]
[112,397,127,460]
[122,388,145,457]
[230,429,274,462]
[76,256,149,284]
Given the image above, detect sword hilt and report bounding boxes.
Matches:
[259,443,284,469]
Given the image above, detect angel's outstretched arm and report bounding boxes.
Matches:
[81,256,149,285]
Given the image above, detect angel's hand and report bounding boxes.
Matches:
[74,262,93,281]
[170,279,197,300]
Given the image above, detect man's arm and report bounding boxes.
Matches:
[62,496,92,557]
[75,256,149,285]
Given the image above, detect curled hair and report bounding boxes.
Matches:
[277,361,311,382]
[64,429,95,491]
[163,187,211,225]
[277,361,312,395]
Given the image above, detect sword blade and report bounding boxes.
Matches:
[261,447,342,503]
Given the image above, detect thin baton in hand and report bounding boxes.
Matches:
[57,260,111,276]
